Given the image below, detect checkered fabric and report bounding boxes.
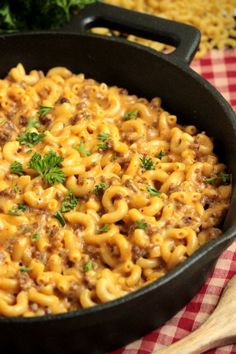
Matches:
[110,49,236,354]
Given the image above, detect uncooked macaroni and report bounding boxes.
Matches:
[0,64,231,317]
[102,0,236,59]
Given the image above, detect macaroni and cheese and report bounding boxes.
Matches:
[0,64,231,317]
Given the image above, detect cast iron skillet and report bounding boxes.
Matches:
[0,3,236,354]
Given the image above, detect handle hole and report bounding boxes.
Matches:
[88,26,176,55]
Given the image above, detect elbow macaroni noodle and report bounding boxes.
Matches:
[0,63,231,317]
[100,0,236,59]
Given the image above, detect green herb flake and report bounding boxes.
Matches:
[10,161,25,176]
[60,192,78,213]
[38,106,53,118]
[140,155,154,170]
[20,267,31,273]
[98,132,109,141]
[156,150,165,160]
[17,131,45,147]
[29,151,65,184]
[98,224,110,233]
[12,185,19,193]
[26,117,41,129]
[98,143,108,151]
[32,233,40,241]
[84,260,93,272]
[26,149,33,154]
[134,221,148,230]
[54,211,66,226]
[204,172,231,186]
[8,203,27,216]
[123,110,138,121]
[73,142,91,157]
[94,183,108,196]
[146,185,161,196]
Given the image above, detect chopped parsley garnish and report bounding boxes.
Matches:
[29,151,65,184]
[156,150,165,160]
[140,155,154,170]
[13,185,19,193]
[98,224,109,233]
[123,110,138,121]
[146,185,161,196]
[8,203,27,216]
[32,233,40,240]
[10,161,25,176]
[74,142,91,156]
[94,183,108,196]
[54,211,66,226]
[26,117,41,129]
[135,221,148,230]
[84,260,93,272]
[204,172,231,186]
[17,131,45,147]
[60,192,78,213]
[98,132,109,141]
[98,143,108,151]
[20,267,31,273]
[38,106,53,118]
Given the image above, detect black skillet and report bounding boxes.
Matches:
[0,3,236,354]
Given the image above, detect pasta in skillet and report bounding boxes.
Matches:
[0,64,231,317]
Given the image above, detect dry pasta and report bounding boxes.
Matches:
[0,63,231,317]
[102,0,236,59]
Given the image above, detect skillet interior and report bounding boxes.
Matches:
[0,33,236,354]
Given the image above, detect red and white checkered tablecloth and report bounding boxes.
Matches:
[110,49,236,354]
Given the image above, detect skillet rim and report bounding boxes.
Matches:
[0,31,235,324]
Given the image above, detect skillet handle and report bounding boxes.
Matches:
[63,2,200,65]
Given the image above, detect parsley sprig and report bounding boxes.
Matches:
[84,260,93,272]
[8,203,27,216]
[140,155,154,170]
[98,224,109,233]
[54,211,66,226]
[94,183,108,196]
[123,110,138,121]
[26,117,41,129]
[74,142,91,157]
[38,106,53,118]
[53,191,78,227]
[10,161,25,176]
[60,192,78,213]
[98,132,109,141]
[204,172,231,186]
[98,132,110,151]
[32,233,40,241]
[17,131,45,147]
[20,266,31,273]
[98,143,108,151]
[156,150,165,160]
[29,151,65,184]
[146,185,161,196]
[134,221,148,230]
